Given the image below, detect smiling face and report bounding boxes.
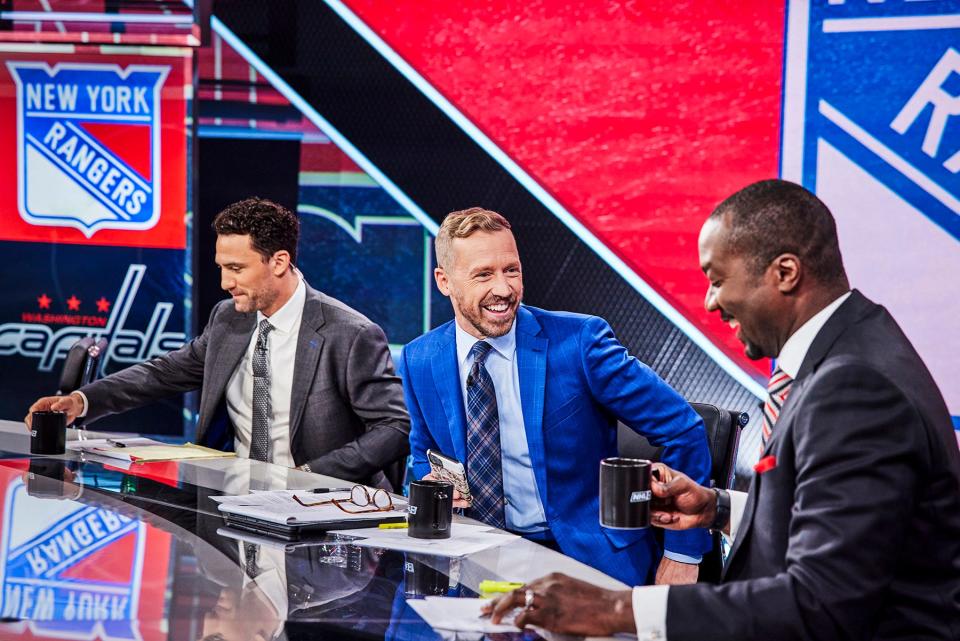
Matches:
[215,234,290,316]
[435,228,523,339]
[698,215,788,360]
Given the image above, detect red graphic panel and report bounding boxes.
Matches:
[343,0,785,376]
[0,47,189,250]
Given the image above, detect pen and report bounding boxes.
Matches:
[378,522,408,529]
[106,439,127,448]
[478,580,524,594]
[309,487,352,494]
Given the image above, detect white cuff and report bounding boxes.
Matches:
[722,490,748,545]
[73,391,89,418]
[632,585,668,640]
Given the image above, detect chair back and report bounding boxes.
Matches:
[616,402,747,489]
[57,337,108,402]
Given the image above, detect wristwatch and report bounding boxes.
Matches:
[709,488,731,532]
[298,463,312,474]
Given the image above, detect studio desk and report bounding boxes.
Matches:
[0,420,625,641]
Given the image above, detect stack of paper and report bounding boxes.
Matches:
[407,597,520,633]
[336,522,518,557]
[215,489,407,525]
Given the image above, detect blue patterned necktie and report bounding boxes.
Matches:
[465,340,506,529]
[250,319,274,462]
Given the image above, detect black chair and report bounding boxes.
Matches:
[57,337,108,427]
[617,402,749,582]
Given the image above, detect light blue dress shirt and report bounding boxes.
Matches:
[455,321,548,533]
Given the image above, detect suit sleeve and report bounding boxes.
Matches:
[78,302,219,423]
[578,316,712,558]
[665,362,925,641]
[304,322,411,480]
[398,346,439,481]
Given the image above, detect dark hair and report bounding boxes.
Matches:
[212,197,299,264]
[710,179,846,284]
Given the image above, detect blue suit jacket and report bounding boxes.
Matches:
[399,305,712,585]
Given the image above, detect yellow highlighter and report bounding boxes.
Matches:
[478,580,524,595]
[378,522,408,529]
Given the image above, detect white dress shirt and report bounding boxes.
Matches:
[226,279,306,468]
[454,321,548,533]
[632,291,851,639]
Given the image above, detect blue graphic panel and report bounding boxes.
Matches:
[0,241,188,436]
[298,181,446,346]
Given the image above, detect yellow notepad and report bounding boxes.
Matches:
[92,443,236,463]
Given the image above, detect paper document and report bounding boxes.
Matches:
[216,489,407,525]
[407,597,519,633]
[336,522,518,557]
[76,442,235,463]
[68,437,160,452]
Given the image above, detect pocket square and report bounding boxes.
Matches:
[754,455,777,474]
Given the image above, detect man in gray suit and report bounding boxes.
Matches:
[27,198,410,484]
[486,180,960,640]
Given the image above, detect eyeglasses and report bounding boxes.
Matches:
[292,485,394,514]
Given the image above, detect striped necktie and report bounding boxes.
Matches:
[250,319,274,462]
[761,366,794,448]
[465,341,507,529]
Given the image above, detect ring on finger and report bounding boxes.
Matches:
[524,589,535,610]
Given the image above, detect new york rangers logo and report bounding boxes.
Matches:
[0,478,145,640]
[6,62,169,237]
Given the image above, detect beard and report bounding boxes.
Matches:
[231,288,276,314]
[456,293,519,338]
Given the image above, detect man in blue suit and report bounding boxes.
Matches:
[398,207,712,586]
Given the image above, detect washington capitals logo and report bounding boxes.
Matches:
[6,62,169,237]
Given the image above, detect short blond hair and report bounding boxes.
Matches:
[435,207,512,269]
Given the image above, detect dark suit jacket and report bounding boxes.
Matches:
[400,305,712,586]
[667,291,960,640]
[79,284,410,484]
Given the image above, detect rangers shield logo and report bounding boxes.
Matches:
[0,477,146,640]
[6,62,169,237]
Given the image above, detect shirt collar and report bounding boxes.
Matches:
[776,291,851,378]
[454,319,517,365]
[257,278,306,335]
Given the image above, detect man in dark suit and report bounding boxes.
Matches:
[486,180,960,640]
[399,207,712,586]
[27,198,410,485]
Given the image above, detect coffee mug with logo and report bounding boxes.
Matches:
[30,410,66,456]
[599,457,652,529]
[407,480,453,539]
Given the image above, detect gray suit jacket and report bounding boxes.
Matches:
[667,290,960,640]
[80,284,410,484]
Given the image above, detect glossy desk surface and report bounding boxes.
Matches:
[0,421,624,641]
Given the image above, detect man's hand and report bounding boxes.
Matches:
[482,573,636,636]
[422,472,471,508]
[650,463,716,531]
[25,394,83,430]
[654,557,699,585]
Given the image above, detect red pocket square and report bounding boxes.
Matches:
[754,455,777,474]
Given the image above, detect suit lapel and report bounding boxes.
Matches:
[430,323,469,463]
[724,293,875,575]
[289,288,325,445]
[198,310,254,439]
[515,307,550,509]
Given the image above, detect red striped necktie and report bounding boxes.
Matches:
[761,366,794,448]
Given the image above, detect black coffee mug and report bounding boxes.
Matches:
[403,553,451,597]
[599,457,652,529]
[407,480,453,539]
[30,411,66,455]
[26,460,73,499]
